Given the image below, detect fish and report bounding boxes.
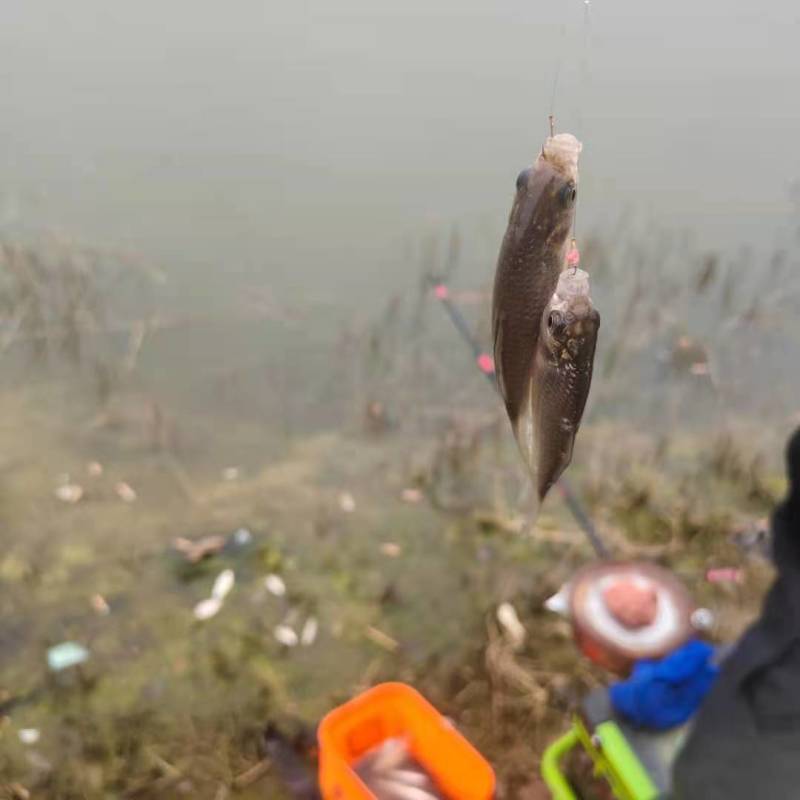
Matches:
[491,133,582,445]
[529,268,600,500]
[354,738,446,800]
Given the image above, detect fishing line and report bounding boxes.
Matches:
[549,54,562,125]
[548,16,568,129]
[574,0,594,241]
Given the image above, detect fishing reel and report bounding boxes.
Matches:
[542,560,717,800]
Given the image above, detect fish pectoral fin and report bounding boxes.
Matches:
[492,312,507,403]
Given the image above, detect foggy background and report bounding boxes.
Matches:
[2,5,800,797]
[3,0,799,309]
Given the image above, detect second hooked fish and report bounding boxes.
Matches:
[530,267,599,502]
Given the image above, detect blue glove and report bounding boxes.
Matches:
[609,639,719,730]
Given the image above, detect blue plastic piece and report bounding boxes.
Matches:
[610,640,718,730]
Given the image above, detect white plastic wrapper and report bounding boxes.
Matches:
[211,569,235,601]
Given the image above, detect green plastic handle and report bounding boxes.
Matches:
[541,728,581,800]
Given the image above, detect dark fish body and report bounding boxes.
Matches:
[491,134,581,433]
[531,268,599,499]
[492,133,584,501]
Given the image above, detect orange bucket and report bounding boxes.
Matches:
[317,682,495,799]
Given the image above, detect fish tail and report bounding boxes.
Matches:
[511,415,542,524]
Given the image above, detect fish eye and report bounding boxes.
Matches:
[516,168,531,192]
[559,182,577,206]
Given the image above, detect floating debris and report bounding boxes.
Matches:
[211,569,235,601]
[691,608,715,631]
[364,400,391,435]
[231,759,272,791]
[87,461,104,478]
[729,517,770,560]
[473,510,526,535]
[400,488,423,504]
[47,641,90,672]
[301,617,319,646]
[264,574,287,597]
[115,481,137,503]
[90,594,110,615]
[54,484,83,504]
[174,535,226,564]
[6,783,30,800]
[669,335,710,377]
[365,625,399,653]
[381,542,402,558]
[706,567,744,584]
[274,625,299,647]
[193,597,223,621]
[338,492,356,513]
[18,729,40,745]
[497,602,526,649]
[221,467,240,482]
[231,527,253,546]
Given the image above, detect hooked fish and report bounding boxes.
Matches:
[530,268,599,500]
[491,133,584,492]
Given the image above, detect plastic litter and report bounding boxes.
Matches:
[264,574,286,597]
[194,597,223,621]
[231,527,253,546]
[115,482,137,503]
[401,488,423,504]
[54,484,83,504]
[301,617,318,646]
[18,729,40,745]
[174,535,226,564]
[497,603,526,649]
[706,567,744,584]
[211,569,235,601]
[338,492,356,513]
[400,488,423,505]
[274,625,299,647]
[691,608,715,631]
[47,642,90,672]
[365,625,399,652]
[90,594,110,615]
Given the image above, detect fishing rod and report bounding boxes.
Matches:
[427,276,611,559]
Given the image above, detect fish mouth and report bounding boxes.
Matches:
[540,133,582,182]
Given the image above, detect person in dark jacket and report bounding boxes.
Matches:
[671,426,800,798]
